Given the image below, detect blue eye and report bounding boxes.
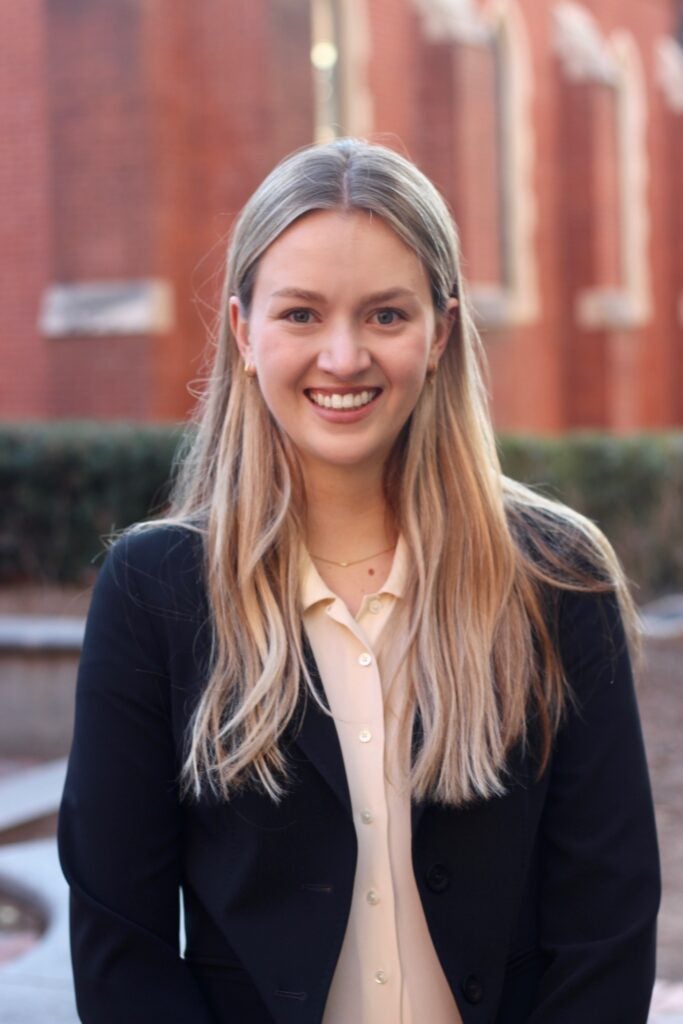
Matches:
[285,309,314,324]
[374,308,404,326]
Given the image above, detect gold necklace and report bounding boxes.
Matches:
[311,544,396,568]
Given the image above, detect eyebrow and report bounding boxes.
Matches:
[269,287,420,305]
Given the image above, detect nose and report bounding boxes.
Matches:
[317,321,372,379]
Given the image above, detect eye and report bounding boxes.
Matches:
[372,308,406,326]
[283,308,316,325]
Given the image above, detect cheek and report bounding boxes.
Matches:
[253,345,306,416]
[387,339,432,386]
[252,332,300,379]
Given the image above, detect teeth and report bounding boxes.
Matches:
[309,390,376,410]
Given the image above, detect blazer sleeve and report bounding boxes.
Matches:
[58,536,218,1024]
[527,588,660,1023]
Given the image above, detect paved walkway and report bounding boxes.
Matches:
[0,838,77,1023]
[0,760,67,834]
[0,600,682,1022]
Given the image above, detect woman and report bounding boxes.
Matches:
[58,139,660,1023]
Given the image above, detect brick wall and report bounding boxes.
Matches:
[0,1,51,418]
[43,0,153,418]
[1,0,681,432]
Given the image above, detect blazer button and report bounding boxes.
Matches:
[425,863,450,893]
[462,974,484,1005]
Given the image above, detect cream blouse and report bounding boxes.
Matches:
[301,539,462,1024]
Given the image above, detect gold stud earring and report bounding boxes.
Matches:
[244,361,256,378]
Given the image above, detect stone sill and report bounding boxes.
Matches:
[469,284,514,330]
[576,287,647,331]
[40,279,174,337]
[468,283,541,331]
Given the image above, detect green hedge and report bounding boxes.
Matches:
[500,433,683,600]
[0,423,183,584]
[1,423,682,597]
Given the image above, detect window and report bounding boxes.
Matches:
[554,2,651,330]
[412,0,539,329]
[656,17,683,328]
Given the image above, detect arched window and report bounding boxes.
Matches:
[554,2,651,331]
[412,0,539,329]
[656,16,683,352]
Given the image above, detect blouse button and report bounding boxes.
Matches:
[358,652,372,667]
[360,809,374,824]
[374,970,388,985]
[366,889,380,906]
[359,729,372,743]
[369,599,382,614]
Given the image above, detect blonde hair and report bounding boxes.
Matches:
[158,138,636,805]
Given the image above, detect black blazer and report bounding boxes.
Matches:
[58,526,660,1024]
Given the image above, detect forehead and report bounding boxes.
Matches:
[253,209,431,298]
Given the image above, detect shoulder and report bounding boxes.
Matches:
[503,478,637,689]
[107,522,205,575]
[504,480,608,579]
[98,523,207,623]
[556,585,629,687]
[505,489,611,591]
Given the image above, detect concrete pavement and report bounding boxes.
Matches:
[0,838,77,1023]
[1,602,682,1022]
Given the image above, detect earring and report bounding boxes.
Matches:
[426,365,437,383]
[244,361,256,378]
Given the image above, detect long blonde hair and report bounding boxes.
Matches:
[160,138,636,805]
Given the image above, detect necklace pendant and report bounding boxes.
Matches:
[339,561,349,567]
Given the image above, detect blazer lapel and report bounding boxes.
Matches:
[292,635,353,815]
[410,709,427,831]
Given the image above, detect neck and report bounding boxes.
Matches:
[302,463,395,562]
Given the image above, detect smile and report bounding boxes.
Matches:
[306,388,381,410]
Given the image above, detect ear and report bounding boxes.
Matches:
[430,297,459,367]
[229,296,251,363]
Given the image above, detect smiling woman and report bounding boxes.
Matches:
[229,209,457,485]
[58,139,660,1024]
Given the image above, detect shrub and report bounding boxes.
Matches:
[0,422,183,583]
[500,432,683,599]
[1,423,681,597]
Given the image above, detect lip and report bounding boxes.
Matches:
[304,386,382,422]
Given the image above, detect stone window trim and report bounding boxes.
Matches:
[656,35,683,114]
[39,279,175,338]
[412,0,540,331]
[310,0,373,142]
[554,3,652,332]
[656,35,683,327]
[336,0,373,137]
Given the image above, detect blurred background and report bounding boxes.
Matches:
[1,0,682,430]
[0,1,682,1020]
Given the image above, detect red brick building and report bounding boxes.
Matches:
[1,0,682,431]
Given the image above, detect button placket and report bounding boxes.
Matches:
[304,579,406,1020]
